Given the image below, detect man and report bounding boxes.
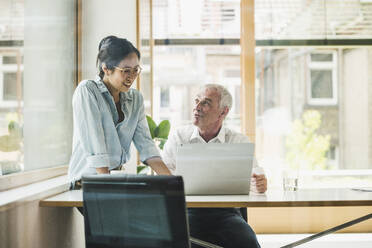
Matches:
[162,84,267,248]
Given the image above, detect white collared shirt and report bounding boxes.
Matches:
[162,125,258,174]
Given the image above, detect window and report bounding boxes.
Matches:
[256,47,372,188]
[0,54,23,107]
[326,145,338,169]
[151,0,241,131]
[160,87,170,108]
[254,0,372,189]
[142,0,372,189]
[0,0,75,176]
[153,45,241,129]
[307,51,338,105]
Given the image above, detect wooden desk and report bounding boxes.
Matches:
[39,188,372,208]
[40,188,372,248]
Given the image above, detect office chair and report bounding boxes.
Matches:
[82,174,222,248]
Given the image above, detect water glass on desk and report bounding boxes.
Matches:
[282,169,298,191]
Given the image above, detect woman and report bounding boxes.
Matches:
[68,36,171,186]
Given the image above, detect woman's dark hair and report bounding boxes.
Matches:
[96,36,141,79]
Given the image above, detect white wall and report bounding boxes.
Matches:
[82,0,138,174]
[82,0,137,79]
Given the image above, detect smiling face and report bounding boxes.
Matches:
[102,52,139,95]
[192,87,227,131]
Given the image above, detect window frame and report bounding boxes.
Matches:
[0,165,68,192]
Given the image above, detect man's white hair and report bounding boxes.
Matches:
[200,84,233,110]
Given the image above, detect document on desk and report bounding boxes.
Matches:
[351,187,372,192]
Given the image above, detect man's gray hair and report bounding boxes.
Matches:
[201,84,233,110]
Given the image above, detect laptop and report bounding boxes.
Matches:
[175,143,254,195]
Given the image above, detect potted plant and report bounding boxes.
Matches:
[137,115,170,174]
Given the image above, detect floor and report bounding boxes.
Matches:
[257,233,372,248]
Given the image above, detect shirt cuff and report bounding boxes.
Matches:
[142,155,161,165]
[139,147,160,163]
[86,154,110,168]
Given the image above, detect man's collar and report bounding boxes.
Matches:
[190,125,226,143]
[94,75,132,101]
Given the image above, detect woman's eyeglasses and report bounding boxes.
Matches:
[114,66,142,75]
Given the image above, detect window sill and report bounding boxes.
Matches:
[0,165,68,192]
[0,174,69,212]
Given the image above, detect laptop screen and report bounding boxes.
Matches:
[82,175,189,248]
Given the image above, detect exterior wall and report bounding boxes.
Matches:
[341,48,369,169]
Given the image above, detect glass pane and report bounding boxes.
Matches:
[153,45,241,131]
[0,0,75,175]
[3,56,18,64]
[3,72,17,101]
[310,70,333,98]
[153,0,240,39]
[310,53,333,62]
[256,47,372,189]
[160,87,170,108]
[255,0,372,40]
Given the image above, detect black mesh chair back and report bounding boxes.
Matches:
[82,174,190,248]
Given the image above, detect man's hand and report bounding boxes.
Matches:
[252,173,267,193]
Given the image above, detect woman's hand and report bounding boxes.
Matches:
[145,157,172,175]
[96,167,109,174]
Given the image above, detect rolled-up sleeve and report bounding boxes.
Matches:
[73,84,110,168]
[132,94,160,162]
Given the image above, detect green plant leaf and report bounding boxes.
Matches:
[156,120,170,139]
[146,115,156,139]
[158,138,167,150]
[137,165,148,174]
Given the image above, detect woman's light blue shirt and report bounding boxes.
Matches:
[68,76,159,182]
